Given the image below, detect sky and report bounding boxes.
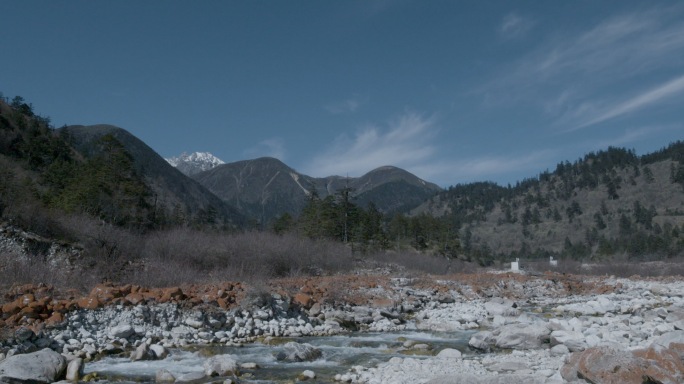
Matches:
[2,1,683,188]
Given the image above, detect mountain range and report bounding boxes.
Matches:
[2,95,683,262]
[189,156,442,224]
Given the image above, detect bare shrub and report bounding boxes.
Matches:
[0,250,76,289]
[123,229,355,287]
[58,214,146,284]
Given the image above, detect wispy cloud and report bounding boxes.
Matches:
[324,96,365,114]
[529,10,684,80]
[303,112,556,186]
[303,112,437,177]
[570,74,684,130]
[500,13,534,39]
[481,5,684,130]
[243,138,286,161]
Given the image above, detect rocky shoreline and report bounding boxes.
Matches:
[1,272,684,383]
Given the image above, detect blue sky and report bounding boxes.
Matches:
[2,1,683,187]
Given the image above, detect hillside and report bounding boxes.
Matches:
[62,125,244,228]
[0,95,243,233]
[192,158,442,224]
[414,146,684,263]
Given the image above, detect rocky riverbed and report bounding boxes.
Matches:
[1,272,684,383]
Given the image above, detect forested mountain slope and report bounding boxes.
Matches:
[415,146,684,264]
[63,125,244,228]
[0,96,243,233]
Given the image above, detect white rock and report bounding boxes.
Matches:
[550,344,569,356]
[550,330,587,352]
[204,354,238,376]
[0,348,67,384]
[436,348,462,359]
[149,344,168,359]
[300,369,316,380]
[156,369,176,382]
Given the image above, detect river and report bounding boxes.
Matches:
[84,329,474,383]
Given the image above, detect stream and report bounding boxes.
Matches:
[84,329,475,383]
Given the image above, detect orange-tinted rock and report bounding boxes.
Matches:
[187,297,202,305]
[77,296,101,310]
[669,342,684,360]
[634,345,684,383]
[45,312,65,328]
[562,345,684,384]
[2,300,22,316]
[5,313,21,326]
[27,298,47,313]
[160,287,185,302]
[19,306,41,319]
[217,298,229,310]
[293,293,313,308]
[300,285,314,295]
[125,293,145,305]
[90,284,124,301]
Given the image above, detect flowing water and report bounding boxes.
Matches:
[84,330,474,383]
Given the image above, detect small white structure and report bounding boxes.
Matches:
[549,256,558,267]
[511,258,520,272]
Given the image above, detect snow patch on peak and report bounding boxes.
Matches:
[166,152,225,175]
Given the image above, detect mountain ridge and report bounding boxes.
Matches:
[191,157,442,224]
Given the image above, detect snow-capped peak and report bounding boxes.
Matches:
[166,152,225,176]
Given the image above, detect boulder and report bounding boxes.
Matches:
[110,324,135,339]
[65,358,83,382]
[550,330,587,352]
[494,323,550,350]
[484,300,518,317]
[275,342,322,362]
[436,348,462,359]
[203,354,238,376]
[76,296,100,310]
[0,348,67,383]
[130,343,154,361]
[651,330,684,349]
[561,345,684,384]
[149,344,169,359]
[633,344,684,383]
[550,344,570,357]
[468,331,493,351]
[155,369,176,382]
